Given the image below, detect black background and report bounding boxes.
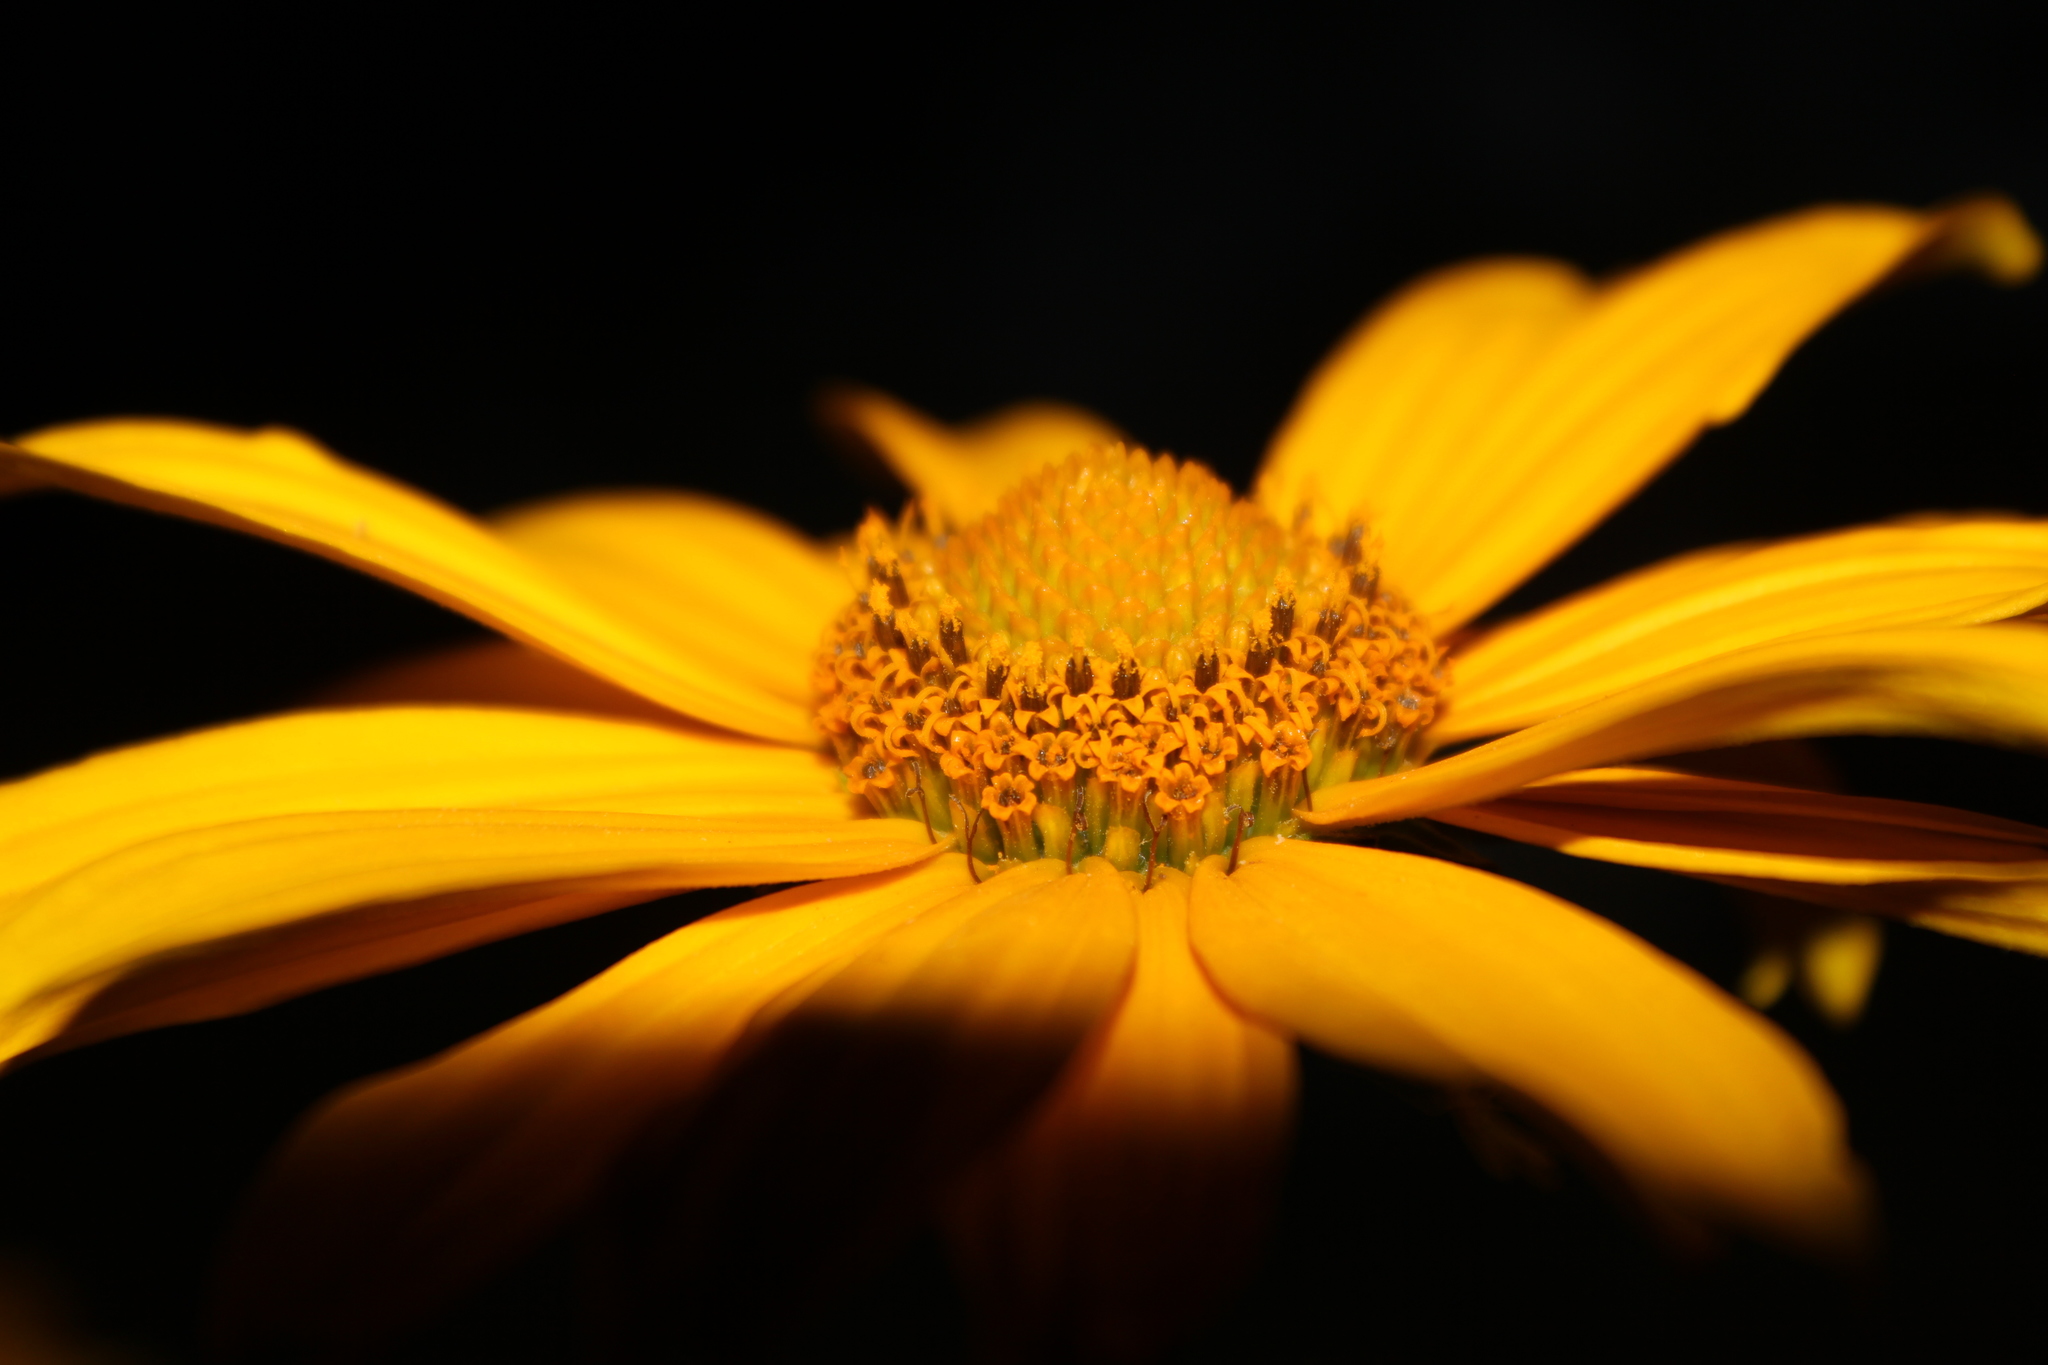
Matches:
[4,7,2047,1360]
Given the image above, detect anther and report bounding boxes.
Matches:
[1016,643,1048,712]
[939,599,967,665]
[1066,652,1095,695]
[1336,522,1367,566]
[866,578,904,650]
[906,636,934,675]
[1246,635,1273,678]
[1314,607,1343,643]
[1269,574,1297,639]
[1107,631,1142,700]
[1271,597,1295,639]
[866,554,911,609]
[1194,623,1221,691]
[983,635,1011,700]
[1350,567,1380,601]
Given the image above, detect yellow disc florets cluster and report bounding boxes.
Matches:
[816,445,1447,876]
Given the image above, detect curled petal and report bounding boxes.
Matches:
[1438,766,2048,956]
[1435,765,2048,885]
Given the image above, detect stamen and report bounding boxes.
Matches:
[1225,803,1252,874]
[983,634,1011,701]
[1268,572,1297,639]
[949,793,985,884]
[1110,631,1141,700]
[1066,651,1094,695]
[905,757,935,843]
[1193,635,1220,691]
[939,598,967,665]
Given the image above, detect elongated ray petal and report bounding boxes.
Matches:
[0,423,815,741]
[590,858,1136,1352]
[1257,197,2040,628]
[1445,517,2048,742]
[818,385,1125,527]
[490,489,844,706]
[947,868,1296,1361]
[1190,840,1867,1252]
[1439,766,2048,954]
[1308,625,2048,828]
[214,857,974,1356]
[0,706,931,1067]
[1258,258,1592,556]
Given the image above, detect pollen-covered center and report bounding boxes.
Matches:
[816,445,1447,876]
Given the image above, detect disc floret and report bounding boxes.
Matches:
[817,445,1447,875]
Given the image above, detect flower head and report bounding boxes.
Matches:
[0,195,2044,1358]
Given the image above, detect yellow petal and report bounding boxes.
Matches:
[0,422,815,742]
[1257,258,1592,565]
[315,638,685,723]
[946,868,1296,1359]
[1189,839,1867,1252]
[818,385,1124,527]
[1257,197,2040,628]
[1309,625,2048,827]
[565,857,1137,1348]
[1445,517,2048,742]
[215,856,974,1355]
[490,489,845,707]
[0,706,932,1067]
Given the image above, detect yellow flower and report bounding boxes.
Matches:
[1,196,2045,1359]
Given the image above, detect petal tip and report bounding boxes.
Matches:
[1921,194,2043,286]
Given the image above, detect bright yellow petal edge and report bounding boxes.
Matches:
[0,707,937,1070]
[0,424,819,743]
[1253,195,2039,629]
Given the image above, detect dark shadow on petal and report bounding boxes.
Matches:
[584,1010,1103,1360]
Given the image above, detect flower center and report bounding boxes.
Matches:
[815,445,1447,876]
